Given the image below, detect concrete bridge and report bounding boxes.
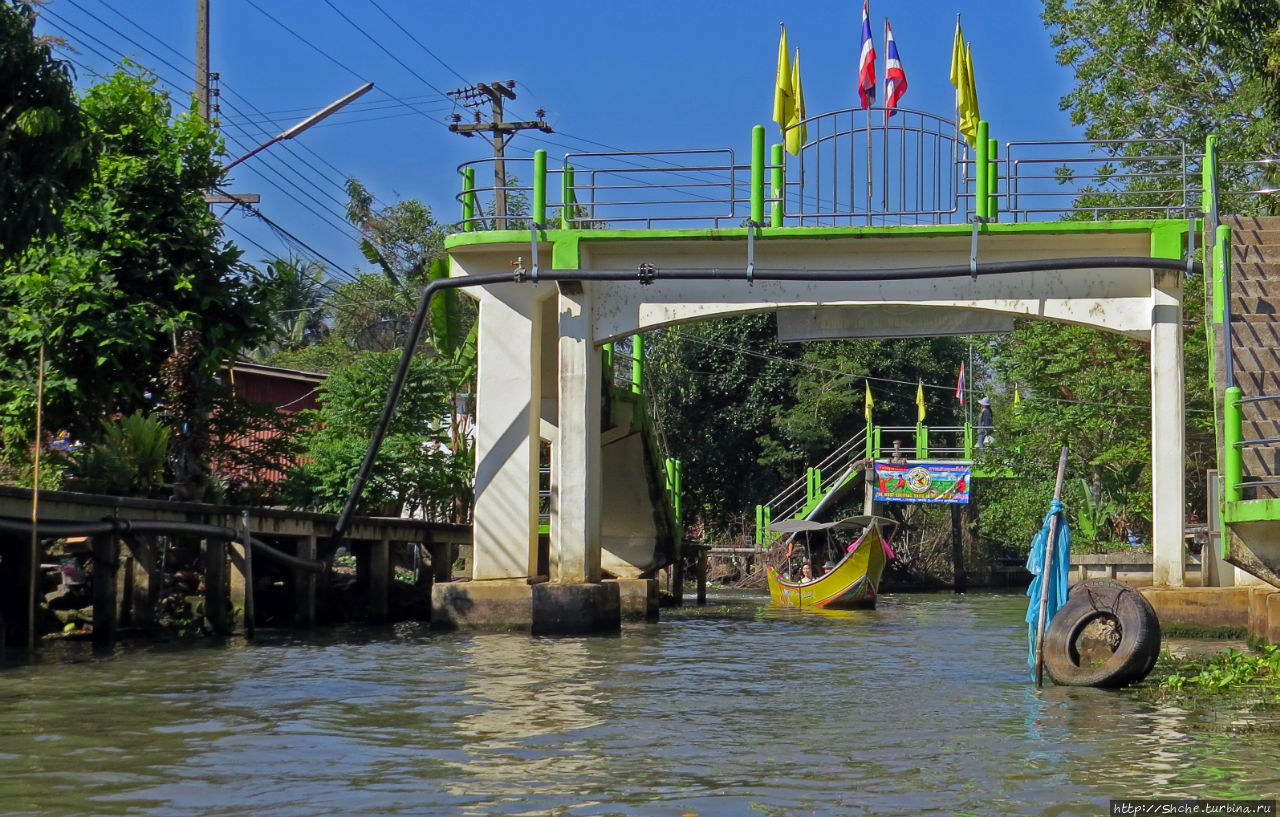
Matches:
[433,112,1203,631]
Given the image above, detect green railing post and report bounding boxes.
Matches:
[532,149,547,227]
[865,419,874,458]
[561,164,576,228]
[750,125,765,226]
[771,143,785,227]
[1202,135,1218,218]
[461,166,476,232]
[974,121,989,221]
[987,137,999,220]
[1213,225,1231,326]
[916,423,927,459]
[873,426,882,459]
[631,335,643,395]
[964,423,974,460]
[1225,386,1243,502]
[755,504,764,547]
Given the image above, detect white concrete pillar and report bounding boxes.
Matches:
[472,285,548,580]
[551,282,603,582]
[1150,267,1185,586]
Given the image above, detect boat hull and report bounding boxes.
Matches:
[766,526,889,609]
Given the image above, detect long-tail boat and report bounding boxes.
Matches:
[765,516,894,609]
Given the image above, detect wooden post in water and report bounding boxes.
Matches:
[1034,446,1071,688]
[204,537,229,635]
[91,532,119,649]
[295,532,318,628]
[369,534,390,623]
[241,511,254,640]
[951,505,966,593]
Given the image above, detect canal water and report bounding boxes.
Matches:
[2,590,1278,816]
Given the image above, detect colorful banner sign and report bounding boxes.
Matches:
[873,461,970,504]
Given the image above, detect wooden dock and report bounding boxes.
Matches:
[0,485,470,649]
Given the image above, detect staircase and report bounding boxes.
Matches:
[1219,215,1280,585]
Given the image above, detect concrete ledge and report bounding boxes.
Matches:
[609,578,658,621]
[532,582,620,635]
[1139,586,1251,629]
[430,580,622,634]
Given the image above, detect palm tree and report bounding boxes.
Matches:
[251,254,331,361]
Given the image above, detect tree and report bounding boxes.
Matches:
[0,70,275,490]
[282,350,469,519]
[249,254,331,361]
[0,0,92,262]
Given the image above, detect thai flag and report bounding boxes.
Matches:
[858,0,876,109]
[884,19,907,117]
[956,362,966,404]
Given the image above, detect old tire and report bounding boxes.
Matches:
[1043,580,1161,688]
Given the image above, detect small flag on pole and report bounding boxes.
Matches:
[884,19,907,117]
[773,24,795,136]
[1014,385,1021,408]
[858,1,876,109]
[950,17,980,147]
[916,381,926,423]
[955,362,966,404]
[865,380,874,422]
[786,47,807,155]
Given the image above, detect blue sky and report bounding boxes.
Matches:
[35,0,1080,281]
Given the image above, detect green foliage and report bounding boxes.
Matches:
[1068,477,1121,547]
[249,254,330,360]
[282,350,470,518]
[1162,646,1280,698]
[0,0,93,261]
[0,70,275,466]
[205,389,307,506]
[70,411,170,496]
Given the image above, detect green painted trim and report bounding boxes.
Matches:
[445,218,1186,251]
[1148,221,1187,260]
[987,137,998,220]
[460,166,476,232]
[1223,498,1280,525]
[550,235,581,271]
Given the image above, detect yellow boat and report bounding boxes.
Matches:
[766,517,893,609]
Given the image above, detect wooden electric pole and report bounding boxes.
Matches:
[448,81,552,229]
[196,0,211,120]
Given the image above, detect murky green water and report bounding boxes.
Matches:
[1,591,1277,816]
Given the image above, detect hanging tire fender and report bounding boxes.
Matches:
[1044,580,1161,688]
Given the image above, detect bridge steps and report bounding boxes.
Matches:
[1220,217,1280,581]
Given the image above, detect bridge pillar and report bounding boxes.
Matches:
[471,284,553,580]
[1150,266,1186,586]
[551,282,602,582]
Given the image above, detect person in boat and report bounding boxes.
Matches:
[822,561,835,575]
[799,562,813,582]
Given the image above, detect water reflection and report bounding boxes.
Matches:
[3,592,1280,816]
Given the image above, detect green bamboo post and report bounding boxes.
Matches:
[986,137,999,220]
[532,149,547,227]
[974,121,989,220]
[562,164,576,228]
[1225,386,1243,503]
[461,166,476,232]
[771,144,785,227]
[1202,135,1217,217]
[631,335,643,395]
[750,125,765,226]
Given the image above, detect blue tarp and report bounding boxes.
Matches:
[1025,497,1072,678]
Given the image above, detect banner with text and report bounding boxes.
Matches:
[873,461,970,504]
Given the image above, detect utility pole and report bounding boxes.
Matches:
[448,81,552,229]
[196,0,210,120]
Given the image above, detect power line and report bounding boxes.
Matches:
[364,0,469,86]
[321,0,452,101]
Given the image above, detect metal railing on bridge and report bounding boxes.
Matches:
[455,112,1205,231]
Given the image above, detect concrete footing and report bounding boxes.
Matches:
[431,580,622,634]
[1140,587,1252,632]
[610,578,658,621]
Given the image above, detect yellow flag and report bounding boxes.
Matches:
[950,19,979,147]
[786,47,807,156]
[916,381,926,424]
[773,24,794,134]
[864,381,874,422]
[1014,385,1021,408]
